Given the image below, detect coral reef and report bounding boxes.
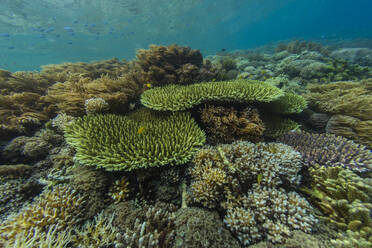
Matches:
[306,79,372,121]
[84,97,109,114]
[141,79,284,111]
[73,212,118,247]
[64,110,205,171]
[115,204,176,248]
[43,74,141,116]
[325,114,372,149]
[262,91,307,114]
[278,131,372,172]
[224,185,317,245]
[200,105,265,144]
[302,165,372,246]
[2,129,63,163]
[172,207,241,248]
[109,177,130,203]
[276,40,330,56]
[0,184,86,246]
[189,141,303,208]
[136,44,217,86]
[40,58,130,80]
[261,114,300,138]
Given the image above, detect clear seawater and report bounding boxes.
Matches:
[0,0,371,72]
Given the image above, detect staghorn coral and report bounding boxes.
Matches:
[136,44,217,86]
[189,141,303,209]
[0,70,54,95]
[200,105,265,144]
[40,58,130,80]
[115,204,176,248]
[326,114,372,149]
[278,131,372,173]
[224,185,317,246]
[302,166,372,229]
[3,224,74,248]
[306,79,372,121]
[73,212,118,247]
[43,74,141,116]
[0,184,86,246]
[64,110,205,171]
[109,177,130,203]
[0,92,50,138]
[141,79,284,111]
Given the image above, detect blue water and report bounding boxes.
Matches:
[0,0,372,72]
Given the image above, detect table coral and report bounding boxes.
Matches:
[278,131,372,173]
[141,79,284,111]
[64,110,205,171]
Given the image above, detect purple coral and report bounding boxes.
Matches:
[278,131,372,173]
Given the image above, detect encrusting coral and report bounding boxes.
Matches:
[64,109,205,171]
[141,79,285,111]
[302,165,372,247]
[278,131,372,173]
[136,44,217,86]
[0,184,87,246]
[200,105,265,144]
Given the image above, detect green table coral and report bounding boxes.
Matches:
[140,79,285,111]
[64,110,205,171]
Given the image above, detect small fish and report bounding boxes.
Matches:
[137,126,145,134]
[64,26,74,32]
[145,83,152,88]
[8,46,15,50]
[67,41,73,45]
[0,33,10,37]
[257,173,263,185]
[221,48,226,52]
[73,20,79,24]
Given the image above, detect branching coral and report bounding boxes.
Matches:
[73,212,118,247]
[326,114,372,149]
[40,58,130,80]
[200,105,265,144]
[224,185,317,245]
[136,44,217,86]
[43,74,141,116]
[276,40,329,56]
[108,177,130,203]
[64,110,205,171]
[0,184,86,246]
[278,131,372,172]
[302,165,372,246]
[306,79,372,121]
[189,141,303,208]
[262,91,307,114]
[141,79,284,111]
[115,204,176,248]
